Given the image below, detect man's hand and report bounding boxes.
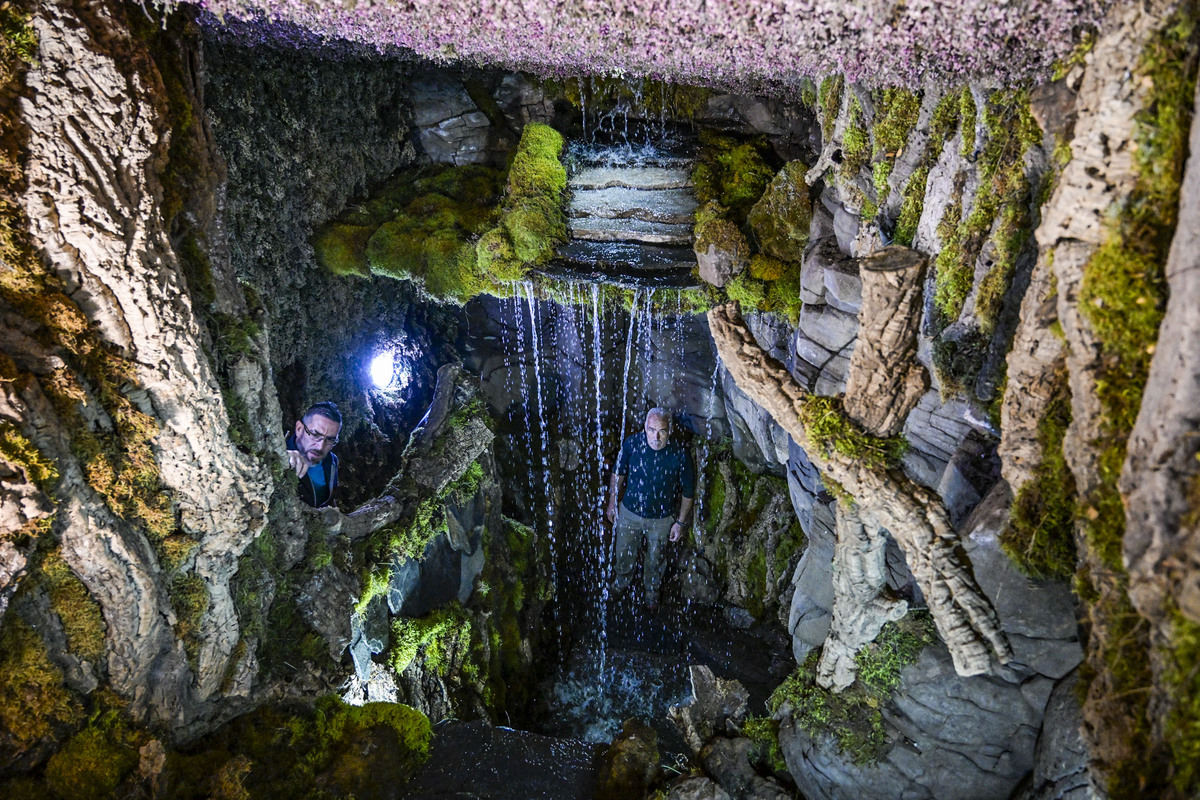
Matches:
[669,522,684,542]
[605,499,617,524]
[287,450,310,478]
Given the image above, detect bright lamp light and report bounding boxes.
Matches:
[369,350,395,389]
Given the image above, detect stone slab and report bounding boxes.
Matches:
[570,217,693,245]
[570,166,692,190]
[569,186,697,224]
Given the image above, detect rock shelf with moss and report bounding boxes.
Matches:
[314,123,568,304]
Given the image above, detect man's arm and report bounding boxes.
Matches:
[606,474,624,523]
[669,495,693,542]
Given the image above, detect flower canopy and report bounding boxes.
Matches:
[191,0,1108,90]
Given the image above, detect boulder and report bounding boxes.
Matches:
[667,776,734,800]
[701,737,793,800]
[747,160,812,262]
[596,719,660,800]
[669,666,751,755]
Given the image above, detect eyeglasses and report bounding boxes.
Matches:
[301,420,339,446]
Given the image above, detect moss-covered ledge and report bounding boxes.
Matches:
[315,122,568,304]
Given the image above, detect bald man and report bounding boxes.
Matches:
[605,408,695,611]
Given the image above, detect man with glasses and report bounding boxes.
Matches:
[286,401,342,508]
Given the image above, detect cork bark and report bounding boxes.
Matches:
[708,303,1011,677]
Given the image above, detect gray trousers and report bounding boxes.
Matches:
[611,503,674,605]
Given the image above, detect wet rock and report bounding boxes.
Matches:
[747,160,812,262]
[348,596,389,682]
[675,551,721,605]
[403,720,601,800]
[1011,672,1093,800]
[411,70,493,166]
[571,166,692,190]
[823,260,863,315]
[570,216,694,245]
[669,665,751,755]
[596,718,660,800]
[901,391,980,490]
[667,776,734,800]
[701,737,793,800]
[570,186,697,224]
[799,304,860,353]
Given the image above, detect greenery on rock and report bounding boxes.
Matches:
[797,396,908,472]
[1001,370,1077,579]
[768,612,938,765]
[1072,7,1200,798]
[41,550,108,665]
[316,122,568,303]
[0,617,84,753]
[389,603,472,674]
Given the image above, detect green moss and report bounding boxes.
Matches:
[1052,30,1097,81]
[933,88,1040,328]
[873,88,921,159]
[747,160,812,262]
[930,327,988,399]
[0,617,83,749]
[796,395,907,472]
[313,223,374,277]
[0,422,58,495]
[742,716,787,774]
[507,122,566,201]
[764,259,804,325]
[503,197,567,265]
[42,549,107,664]
[725,271,767,311]
[894,166,929,247]
[389,604,471,674]
[1001,373,1077,578]
[768,613,937,764]
[694,131,774,222]
[170,573,210,666]
[818,75,844,141]
[1163,610,1200,794]
[959,88,977,157]
[44,710,139,800]
[841,96,870,175]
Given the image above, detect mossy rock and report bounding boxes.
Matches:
[0,618,83,753]
[425,164,505,203]
[694,201,750,287]
[423,232,483,303]
[366,217,427,281]
[696,130,775,222]
[507,122,566,201]
[476,227,523,283]
[313,223,375,278]
[747,160,812,262]
[503,197,567,266]
[44,726,139,800]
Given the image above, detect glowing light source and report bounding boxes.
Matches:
[369,350,395,389]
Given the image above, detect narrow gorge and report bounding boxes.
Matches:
[1,1,1199,799]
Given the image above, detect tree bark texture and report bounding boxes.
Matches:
[707,303,1012,677]
[1032,0,1177,779]
[10,0,277,726]
[842,245,929,437]
[1121,74,1200,625]
[815,503,908,690]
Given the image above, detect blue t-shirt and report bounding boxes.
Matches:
[616,433,695,519]
[307,460,328,494]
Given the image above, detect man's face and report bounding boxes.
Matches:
[295,414,340,466]
[644,413,670,451]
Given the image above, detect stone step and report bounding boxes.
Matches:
[569,217,693,245]
[555,240,696,271]
[568,187,697,225]
[569,166,692,191]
